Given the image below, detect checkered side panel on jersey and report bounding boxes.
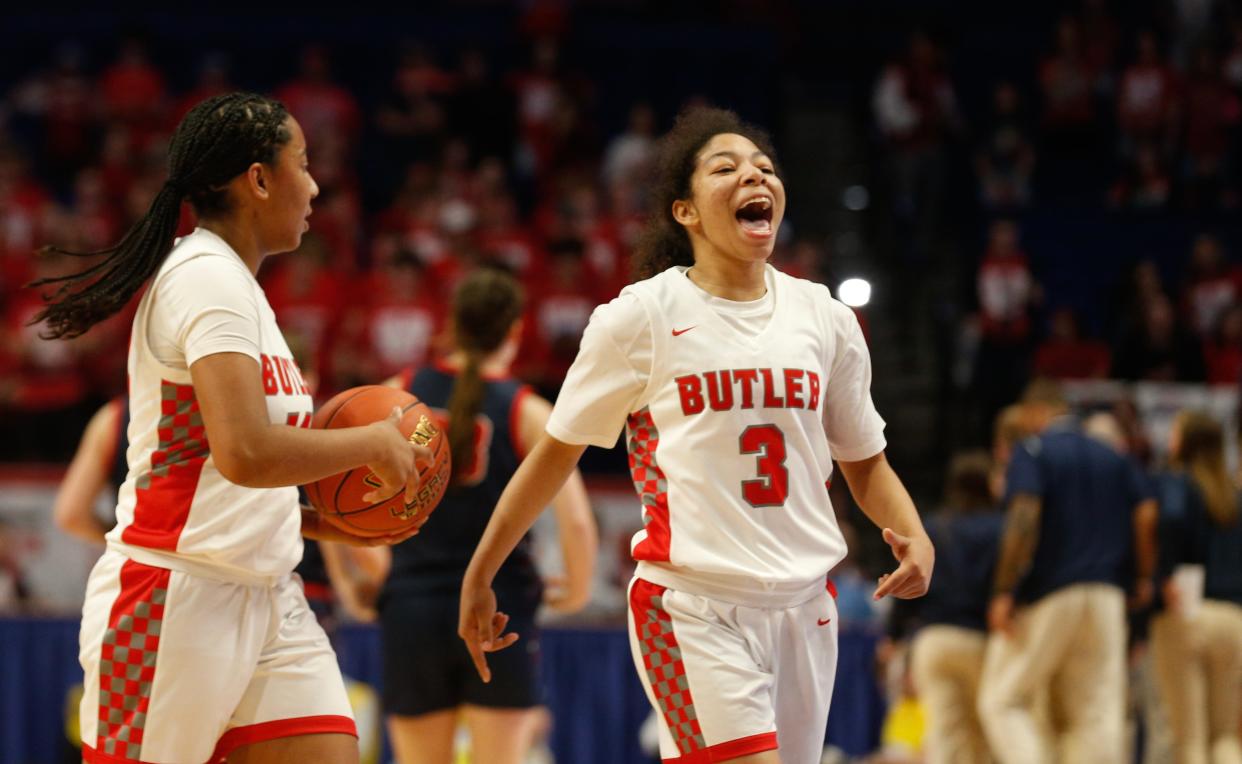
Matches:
[134,381,208,490]
[630,579,706,756]
[95,561,170,762]
[626,407,671,560]
[124,381,210,550]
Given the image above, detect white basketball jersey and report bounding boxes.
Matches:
[107,229,313,580]
[549,265,886,600]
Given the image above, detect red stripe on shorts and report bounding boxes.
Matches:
[122,380,208,550]
[629,579,707,758]
[93,560,171,762]
[209,714,358,762]
[662,731,779,763]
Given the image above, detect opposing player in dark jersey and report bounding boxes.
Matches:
[356,268,596,764]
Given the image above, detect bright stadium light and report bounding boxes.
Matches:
[838,278,871,307]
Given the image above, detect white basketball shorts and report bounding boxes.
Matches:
[627,576,839,764]
[78,549,355,763]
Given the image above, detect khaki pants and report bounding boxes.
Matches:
[912,624,992,764]
[978,583,1127,764]
[1150,601,1242,764]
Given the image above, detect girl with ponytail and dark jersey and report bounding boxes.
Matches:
[34,92,427,763]
[1148,411,1242,764]
[341,267,597,764]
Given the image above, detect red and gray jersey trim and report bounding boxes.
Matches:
[627,407,671,562]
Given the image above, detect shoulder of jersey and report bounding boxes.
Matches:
[772,267,847,321]
[162,231,250,276]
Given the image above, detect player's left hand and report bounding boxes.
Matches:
[873,527,934,600]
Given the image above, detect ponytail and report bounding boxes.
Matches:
[1175,411,1239,526]
[446,350,486,485]
[444,268,525,485]
[31,92,291,339]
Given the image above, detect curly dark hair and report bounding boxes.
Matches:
[31,92,292,339]
[632,105,778,281]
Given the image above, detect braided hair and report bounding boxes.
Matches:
[632,105,777,281]
[445,268,525,485]
[31,92,292,339]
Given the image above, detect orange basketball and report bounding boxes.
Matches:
[304,385,451,537]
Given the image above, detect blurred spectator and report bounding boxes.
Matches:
[171,52,233,126]
[510,37,590,180]
[262,234,345,396]
[1148,411,1242,764]
[7,43,95,190]
[99,35,167,151]
[275,45,362,158]
[1079,0,1120,93]
[522,237,600,394]
[1113,258,1168,339]
[305,129,364,268]
[1180,233,1236,338]
[872,31,960,231]
[334,250,444,389]
[973,220,1039,426]
[1117,31,1177,155]
[1032,306,1112,380]
[1110,142,1172,209]
[0,142,52,300]
[975,82,1036,210]
[1178,47,1240,209]
[1038,17,1099,148]
[1224,21,1242,91]
[476,189,544,281]
[0,250,94,460]
[1112,293,1207,381]
[375,43,451,170]
[904,450,1002,764]
[602,101,656,191]
[448,47,516,165]
[1203,303,1242,385]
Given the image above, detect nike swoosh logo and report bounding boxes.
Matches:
[672,326,697,336]
[817,618,832,626]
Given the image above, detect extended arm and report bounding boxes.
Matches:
[837,451,934,599]
[191,352,425,497]
[988,492,1042,633]
[517,394,598,614]
[460,434,587,681]
[52,400,122,546]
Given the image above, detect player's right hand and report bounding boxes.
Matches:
[459,580,520,683]
[362,406,431,504]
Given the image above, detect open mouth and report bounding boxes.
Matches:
[735,197,773,236]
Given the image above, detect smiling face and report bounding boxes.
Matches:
[259,117,319,255]
[672,132,786,266]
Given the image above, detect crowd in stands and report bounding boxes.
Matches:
[872,2,1242,450]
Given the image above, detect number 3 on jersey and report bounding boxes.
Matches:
[739,424,789,507]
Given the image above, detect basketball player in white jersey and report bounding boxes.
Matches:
[31,93,427,764]
[460,106,934,764]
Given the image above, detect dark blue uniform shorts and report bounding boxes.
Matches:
[380,591,542,716]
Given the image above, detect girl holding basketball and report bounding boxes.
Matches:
[33,93,425,764]
[339,268,597,764]
[461,106,933,764]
